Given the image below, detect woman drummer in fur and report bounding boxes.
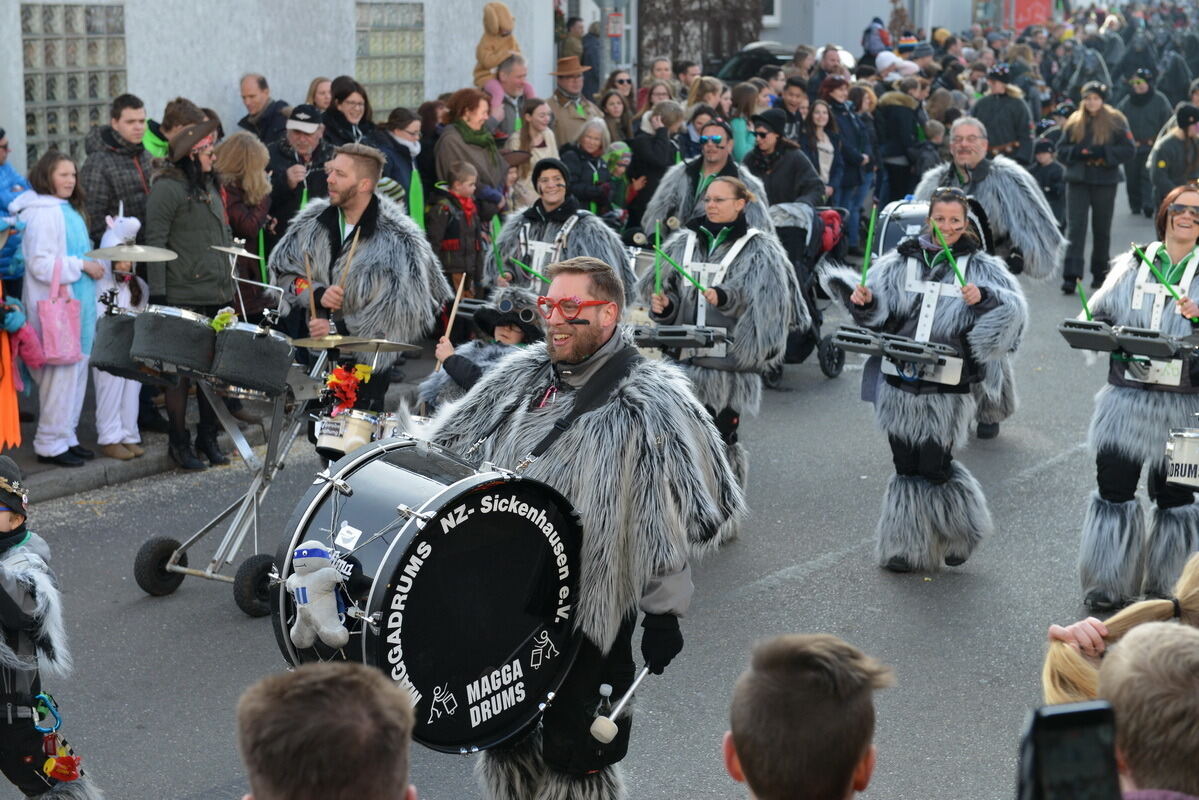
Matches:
[823,187,1027,573]
[1076,184,1199,613]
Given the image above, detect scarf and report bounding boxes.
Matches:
[453,120,500,162]
[451,191,477,225]
[1128,85,1156,107]
[394,135,421,158]
[61,202,96,356]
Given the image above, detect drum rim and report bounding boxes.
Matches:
[218,321,291,341]
[143,304,212,323]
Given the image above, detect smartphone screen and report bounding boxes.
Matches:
[1018,701,1122,800]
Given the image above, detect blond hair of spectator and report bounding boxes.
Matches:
[237,661,416,800]
[686,76,724,109]
[214,132,271,207]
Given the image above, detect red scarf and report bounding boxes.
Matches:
[451,191,477,225]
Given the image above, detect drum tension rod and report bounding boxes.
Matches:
[315,470,354,497]
[396,504,434,523]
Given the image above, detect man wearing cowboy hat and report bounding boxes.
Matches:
[548,56,603,147]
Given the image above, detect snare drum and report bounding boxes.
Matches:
[373,413,430,441]
[92,310,176,386]
[211,322,294,395]
[315,410,378,461]
[131,305,215,375]
[272,438,582,753]
[1166,428,1199,488]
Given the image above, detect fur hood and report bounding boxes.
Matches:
[424,342,744,652]
[878,90,919,109]
[641,158,775,236]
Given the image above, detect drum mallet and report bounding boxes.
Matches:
[590,666,650,743]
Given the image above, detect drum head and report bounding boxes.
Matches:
[273,439,583,754]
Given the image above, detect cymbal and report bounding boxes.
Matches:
[289,335,372,350]
[336,338,422,354]
[210,244,258,259]
[85,244,178,262]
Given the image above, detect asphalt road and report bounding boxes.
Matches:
[21,207,1156,800]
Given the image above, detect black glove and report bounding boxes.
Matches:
[640,613,683,674]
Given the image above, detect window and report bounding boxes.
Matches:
[355,2,425,118]
[762,0,779,28]
[21,3,127,165]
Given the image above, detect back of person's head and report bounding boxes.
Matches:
[238,662,415,800]
[1098,622,1199,795]
[726,634,893,800]
[161,97,206,135]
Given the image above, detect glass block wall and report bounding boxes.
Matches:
[21,3,127,165]
[355,2,425,119]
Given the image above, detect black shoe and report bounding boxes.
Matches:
[1084,590,1121,613]
[37,451,85,468]
[977,422,999,439]
[883,556,913,573]
[1090,276,1106,289]
[1061,280,1076,295]
[195,432,230,466]
[168,433,207,471]
[945,554,968,566]
[139,409,171,434]
[68,444,95,460]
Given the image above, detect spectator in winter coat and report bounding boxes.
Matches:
[800,100,844,204]
[1029,138,1067,231]
[426,161,486,297]
[266,105,332,250]
[875,76,926,203]
[822,76,871,252]
[237,74,289,146]
[368,107,424,217]
[627,100,684,229]
[1117,68,1175,217]
[214,132,274,321]
[547,57,603,146]
[582,23,603,99]
[743,109,824,208]
[676,105,715,161]
[0,128,28,293]
[323,76,377,148]
[560,120,613,215]
[971,64,1032,165]
[79,94,152,244]
[436,88,508,222]
[807,45,848,100]
[1148,104,1199,211]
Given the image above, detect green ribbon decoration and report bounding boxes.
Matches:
[1132,242,1199,322]
[930,222,968,287]
[509,257,550,283]
[653,245,706,291]
[653,222,662,295]
[860,207,877,286]
[408,167,425,230]
[490,216,505,280]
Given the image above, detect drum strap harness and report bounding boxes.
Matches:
[519,214,584,275]
[1131,242,1199,330]
[905,254,971,343]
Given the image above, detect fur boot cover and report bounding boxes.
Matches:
[1079,491,1146,603]
[717,442,748,543]
[417,339,512,409]
[1087,250,1199,466]
[636,225,809,415]
[913,155,1067,280]
[875,462,992,570]
[973,354,1018,425]
[485,201,636,301]
[641,159,775,235]
[477,728,546,800]
[534,765,626,800]
[820,250,1028,448]
[0,532,72,677]
[34,776,105,799]
[1144,502,1199,598]
[424,339,745,652]
[269,195,452,368]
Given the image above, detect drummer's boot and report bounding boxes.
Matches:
[1143,501,1199,599]
[195,426,230,466]
[876,474,936,572]
[168,430,206,471]
[536,765,625,800]
[1079,491,1145,611]
[932,462,993,568]
[476,727,546,800]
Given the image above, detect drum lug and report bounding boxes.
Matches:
[315,469,354,497]
[483,462,517,479]
[396,504,434,524]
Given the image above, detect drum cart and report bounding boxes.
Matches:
[133,255,328,616]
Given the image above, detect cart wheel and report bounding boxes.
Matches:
[134,537,187,597]
[818,335,845,378]
[762,364,784,389]
[234,553,278,618]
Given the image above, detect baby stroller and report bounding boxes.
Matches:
[764,204,848,388]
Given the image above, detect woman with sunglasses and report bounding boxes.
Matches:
[1075,184,1199,612]
[487,157,634,300]
[642,176,806,497]
[822,187,1027,573]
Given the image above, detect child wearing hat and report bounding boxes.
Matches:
[0,456,101,798]
[1030,137,1067,231]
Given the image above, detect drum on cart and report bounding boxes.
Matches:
[211,322,294,395]
[1166,428,1199,488]
[92,309,177,386]
[272,438,583,753]
[131,305,215,375]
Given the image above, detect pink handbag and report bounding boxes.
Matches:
[37,258,82,366]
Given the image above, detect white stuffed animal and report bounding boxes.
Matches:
[96,205,147,311]
[286,541,349,649]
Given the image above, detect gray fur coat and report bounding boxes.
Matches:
[637,223,808,414]
[822,246,1028,447]
[269,195,452,366]
[914,155,1067,280]
[424,341,745,652]
[1086,248,1199,466]
[641,160,775,235]
[0,533,72,680]
[486,204,636,302]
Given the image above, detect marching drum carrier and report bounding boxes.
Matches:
[271,436,583,753]
[833,325,963,385]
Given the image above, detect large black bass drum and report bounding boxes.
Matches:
[271,436,583,754]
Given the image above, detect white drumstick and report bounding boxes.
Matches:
[590,666,650,743]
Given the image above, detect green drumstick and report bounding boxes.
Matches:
[490,216,505,279]
[860,207,877,286]
[931,221,968,287]
[509,257,550,283]
[652,245,707,292]
[653,222,663,295]
[1075,279,1093,321]
[1132,242,1198,322]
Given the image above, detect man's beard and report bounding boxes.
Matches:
[331,183,358,208]
[547,322,603,363]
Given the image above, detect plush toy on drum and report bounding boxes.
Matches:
[285,541,349,650]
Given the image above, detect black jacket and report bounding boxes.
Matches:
[973,92,1033,164]
[1058,114,1137,185]
[1028,159,1066,227]
[237,99,290,146]
[559,143,613,214]
[323,107,378,148]
[743,144,824,207]
[829,100,868,188]
[367,129,418,193]
[875,91,923,164]
[627,128,681,226]
[266,138,333,249]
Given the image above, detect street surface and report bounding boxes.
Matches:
[26,208,1154,800]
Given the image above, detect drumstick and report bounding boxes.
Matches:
[302,252,317,319]
[434,275,468,373]
[337,226,362,290]
[590,667,651,743]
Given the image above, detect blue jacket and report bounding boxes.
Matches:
[0,163,28,279]
[829,100,868,189]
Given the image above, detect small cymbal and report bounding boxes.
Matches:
[85,244,178,262]
[336,338,422,354]
[288,335,372,350]
[210,244,258,259]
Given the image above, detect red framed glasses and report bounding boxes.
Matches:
[536,296,609,320]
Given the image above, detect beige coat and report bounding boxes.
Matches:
[548,89,602,148]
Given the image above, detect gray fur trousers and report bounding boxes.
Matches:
[476,729,627,800]
[973,356,1017,426]
[876,462,993,570]
[1080,492,1199,601]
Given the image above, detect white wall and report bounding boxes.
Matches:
[423,0,555,100]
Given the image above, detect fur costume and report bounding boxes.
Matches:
[425,335,743,800]
[821,240,1027,570]
[419,339,511,409]
[269,195,452,368]
[1078,247,1199,601]
[640,159,775,236]
[635,218,808,416]
[486,199,636,301]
